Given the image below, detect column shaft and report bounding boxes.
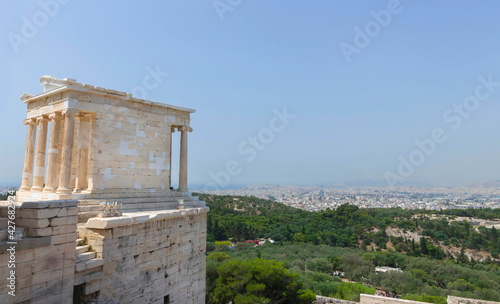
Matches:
[31,116,49,192]
[178,126,192,191]
[84,115,96,192]
[43,113,62,192]
[74,114,91,192]
[57,109,79,194]
[169,126,175,189]
[20,119,37,191]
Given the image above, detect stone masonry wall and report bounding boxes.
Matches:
[360,294,428,304]
[315,295,357,304]
[358,295,500,304]
[78,208,207,304]
[0,200,79,304]
[448,296,500,304]
[70,92,190,193]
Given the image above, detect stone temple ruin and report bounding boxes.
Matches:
[0,76,208,303]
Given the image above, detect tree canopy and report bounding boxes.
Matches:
[212,258,316,304]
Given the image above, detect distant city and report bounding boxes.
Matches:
[4,183,500,212]
[0,185,17,195]
[199,184,500,212]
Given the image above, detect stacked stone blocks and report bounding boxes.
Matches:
[77,207,207,303]
[0,200,79,304]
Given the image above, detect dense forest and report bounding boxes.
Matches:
[197,193,500,303]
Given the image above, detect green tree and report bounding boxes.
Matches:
[334,282,375,301]
[329,256,342,272]
[447,279,475,292]
[340,254,374,282]
[293,233,307,243]
[420,237,429,256]
[457,246,469,264]
[208,252,232,263]
[213,258,316,304]
[206,259,221,304]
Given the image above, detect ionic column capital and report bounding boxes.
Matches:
[48,112,62,120]
[171,126,177,133]
[178,126,193,133]
[23,118,36,125]
[36,115,49,123]
[62,108,79,117]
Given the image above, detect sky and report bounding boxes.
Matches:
[1,1,500,188]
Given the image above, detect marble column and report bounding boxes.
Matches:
[20,119,37,191]
[169,126,175,189]
[57,109,79,194]
[178,126,192,191]
[74,114,91,192]
[43,112,62,193]
[83,115,96,192]
[31,115,49,192]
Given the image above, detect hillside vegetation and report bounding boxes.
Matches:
[198,193,500,303]
[197,193,500,260]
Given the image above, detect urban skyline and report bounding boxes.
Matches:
[199,184,500,213]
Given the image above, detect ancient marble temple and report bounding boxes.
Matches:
[0,76,207,304]
[18,75,194,201]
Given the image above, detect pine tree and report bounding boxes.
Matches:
[458,246,468,264]
[420,237,429,255]
[491,226,498,241]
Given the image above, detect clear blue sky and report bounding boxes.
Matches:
[1,1,500,188]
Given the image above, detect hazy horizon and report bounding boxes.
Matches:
[3,179,500,190]
[2,1,500,189]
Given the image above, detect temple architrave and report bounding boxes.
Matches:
[0,76,207,304]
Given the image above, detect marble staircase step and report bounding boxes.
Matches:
[76,251,96,262]
[75,258,104,272]
[76,245,90,254]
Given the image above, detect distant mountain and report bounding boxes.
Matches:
[466,180,500,188]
